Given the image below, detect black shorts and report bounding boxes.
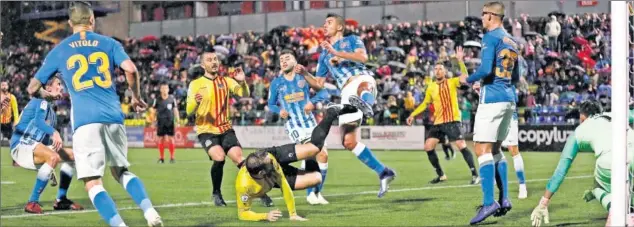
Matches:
[198,129,242,154]
[261,144,299,190]
[156,119,174,136]
[0,123,12,140]
[427,122,464,141]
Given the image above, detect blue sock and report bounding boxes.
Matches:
[353,143,386,175]
[494,153,509,200]
[478,154,495,206]
[360,91,376,106]
[57,163,74,200]
[513,154,526,184]
[121,172,155,215]
[89,185,125,227]
[29,163,53,203]
[317,162,328,193]
[306,187,314,196]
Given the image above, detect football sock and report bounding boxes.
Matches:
[513,154,526,184]
[317,162,328,193]
[120,171,158,220]
[360,91,376,106]
[494,153,509,200]
[442,144,452,158]
[592,188,611,211]
[89,185,125,227]
[211,161,225,195]
[158,142,165,160]
[352,142,386,175]
[478,153,495,206]
[57,163,74,200]
[460,148,478,177]
[426,150,444,176]
[168,141,175,159]
[29,163,53,202]
[310,111,336,150]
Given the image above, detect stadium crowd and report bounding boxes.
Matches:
[0,12,614,131]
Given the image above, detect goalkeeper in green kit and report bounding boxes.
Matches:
[530,101,634,227]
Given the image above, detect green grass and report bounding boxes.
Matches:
[1,146,607,226]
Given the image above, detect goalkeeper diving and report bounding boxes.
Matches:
[530,101,634,227]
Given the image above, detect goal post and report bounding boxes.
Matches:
[610,1,629,226]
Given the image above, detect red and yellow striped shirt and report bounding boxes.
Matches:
[1,93,19,125]
[411,77,462,125]
[186,76,250,134]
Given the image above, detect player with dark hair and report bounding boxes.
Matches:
[1,80,19,142]
[153,81,179,164]
[458,1,521,224]
[530,100,634,227]
[27,2,162,226]
[407,47,480,185]
[11,76,84,214]
[297,13,396,198]
[186,47,273,207]
[235,103,364,221]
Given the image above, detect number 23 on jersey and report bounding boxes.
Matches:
[66,52,112,91]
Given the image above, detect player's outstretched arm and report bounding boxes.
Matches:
[296,64,325,90]
[273,160,304,221]
[185,82,200,117]
[407,88,432,125]
[10,95,19,125]
[236,190,268,221]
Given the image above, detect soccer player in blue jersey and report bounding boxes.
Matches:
[27,2,162,226]
[299,13,396,198]
[458,1,520,225]
[11,76,84,214]
[269,49,331,205]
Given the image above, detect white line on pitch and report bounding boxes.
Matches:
[0,175,593,219]
[1,181,15,185]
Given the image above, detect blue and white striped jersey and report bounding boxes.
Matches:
[10,98,57,149]
[268,74,329,132]
[315,35,372,89]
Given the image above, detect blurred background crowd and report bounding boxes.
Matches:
[0,11,616,133]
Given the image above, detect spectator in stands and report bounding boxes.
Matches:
[546,15,561,51]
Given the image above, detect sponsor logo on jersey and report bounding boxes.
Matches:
[518,126,573,146]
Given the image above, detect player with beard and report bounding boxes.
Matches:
[1,80,19,142]
[186,47,273,207]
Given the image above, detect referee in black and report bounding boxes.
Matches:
[153,81,180,163]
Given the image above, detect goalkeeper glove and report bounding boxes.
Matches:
[531,196,550,227]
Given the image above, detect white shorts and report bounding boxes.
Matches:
[339,74,377,125]
[10,140,53,170]
[473,102,516,143]
[73,123,130,180]
[501,118,519,147]
[286,126,314,144]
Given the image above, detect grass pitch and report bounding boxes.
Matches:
[1,146,606,226]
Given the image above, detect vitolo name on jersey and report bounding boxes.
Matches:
[517,125,576,151]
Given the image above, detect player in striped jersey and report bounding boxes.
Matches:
[407,47,479,185]
[187,47,273,207]
[300,13,396,198]
[268,49,330,205]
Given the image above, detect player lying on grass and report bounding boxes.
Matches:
[530,101,634,227]
[10,76,83,213]
[235,102,364,221]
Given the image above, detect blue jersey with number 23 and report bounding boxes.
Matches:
[34,31,128,131]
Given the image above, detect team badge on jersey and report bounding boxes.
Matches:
[241,194,249,203]
[297,80,305,88]
[167,104,173,110]
[339,41,348,49]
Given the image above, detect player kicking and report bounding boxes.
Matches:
[28,2,162,226]
[530,101,634,227]
[152,81,180,164]
[458,1,519,225]
[11,76,84,214]
[236,103,363,221]
[406,47,479,185]
[186,47,273,207]
[269,49,330,205]
[298,13,396,198]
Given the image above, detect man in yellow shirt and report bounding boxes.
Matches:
[1,80,19,141]
[406,47,479,185]
[236,103,359,222]
[186,48,276,207]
